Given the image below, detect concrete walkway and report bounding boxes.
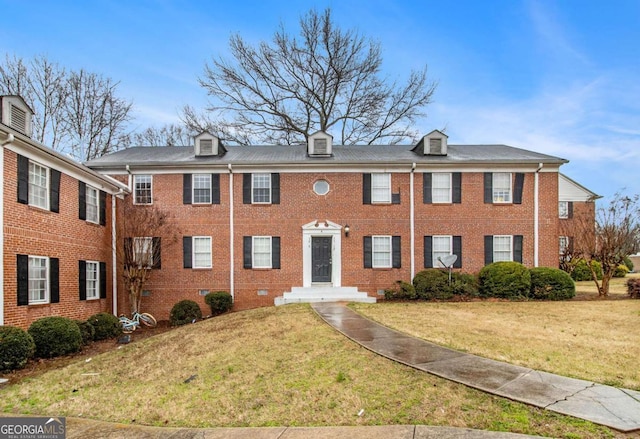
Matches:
[311,302,640,433]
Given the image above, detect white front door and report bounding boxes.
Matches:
[302,220,343,287]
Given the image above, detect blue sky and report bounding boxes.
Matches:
[1,0,639,202]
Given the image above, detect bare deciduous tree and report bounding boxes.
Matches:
[118,197,179,314]
[0,54,132,161]
[561,193,640,296]
[119,123,194,147]
[195,8,437,145]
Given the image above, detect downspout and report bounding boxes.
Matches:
[0,133,14,325]
[112,191,120,316]
[534,163,543,267]
[410,162,416,280]
[228,164,235,301]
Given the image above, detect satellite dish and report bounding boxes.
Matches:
[437,254,458,268]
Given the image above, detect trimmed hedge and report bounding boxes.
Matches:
[75,320,95,345]
[0,326,35,372]
[627,278,640,299]
[88,312,122,340]
[479,262,531,299]
[170,300,202,326]
[450,272,480,297]
[28,317,83,358]
[571,259,603,281]
[204,291,233,316]
[413,269,452,300]
[529,267,575,300]
[384,281,417,300]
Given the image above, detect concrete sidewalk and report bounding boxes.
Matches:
[311,302,640,433]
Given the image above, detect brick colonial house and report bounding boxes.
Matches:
[0,95,598,327]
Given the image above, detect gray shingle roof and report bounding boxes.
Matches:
[85,144,567,169]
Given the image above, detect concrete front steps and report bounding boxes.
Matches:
[275,286,376,306]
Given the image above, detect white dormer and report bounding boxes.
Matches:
[194,132,225,157]
[308,131,333,157]
[423,129,447,156]
[1,95,34,137]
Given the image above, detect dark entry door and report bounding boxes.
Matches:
[312,237,332,283]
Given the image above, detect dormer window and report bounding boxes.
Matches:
[1,95,34,137]
[413,129,448,156]
[194,132,225,157]
[308,131,332,157]
[429,138,442,154]
[199,139,213,155]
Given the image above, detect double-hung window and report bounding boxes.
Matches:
[252,236,273,268]
[243,236,281,269]
[85,261,99,300]
[559,236,570,255]
[432,236,452,267]
[493,235,513,262]
[29,161,49,209]
[133,237,154,268]
[86,186,99,223]
[372,236,392,268]
[371,173,391,204]
[252,174,272,203]
[432,173,452,203]
[193,175,212,204]
[28,256,49,304]
[134,175,152,205]
[193,236,212,268]
[492,173,512,203]
[559,201,570,219]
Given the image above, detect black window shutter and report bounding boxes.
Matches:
[50,258,60,303]
[271,173,280,204]
[183,236,192,269]
[484,235,494,265]
[50,169,61,213]
[391,193,401,204]
[212,174,220,204]
[453,236,462,268]
[243,174,251,204]
[124,238,133,268]
[513,173,525,204]
[392,236,402,268]
[78,181,87,220]
[17,254,29,306]
[363,174,372,205]
[17,155,29,204]
[99,262,107,299]
[452,173,462,204]
[568,202,574,218]
[243,237,252,268]
[152,237,162,269]
[424,236,433,268]
[513,235,523,263]
[183,174,192,204]
[272,237,281,269]
[99,191,106,226]
[484,173,493,204]
[363,236,372,268]
[568,236,574,253]
[423,173,432,204]
[79,260,87,300]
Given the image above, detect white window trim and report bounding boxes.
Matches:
[493,172,512,204]
[192,174,212,205]
[559,236,570,255]
[28,256,49,305]
[86,260,100,300]
[432,235,453,268]
[432,173,452,204]
[29,160,50,210]
[371,173,392,204]
[493,235,513,262]
[133,237,154,268]
[372,235,392,268]
[86,185,100,224]
[559,201,569,219]
[133,175,153,205]
[251,173,272,204]
[192,236,212,269]
[252,236,272,268]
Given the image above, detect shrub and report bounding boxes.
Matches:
[479,262,531,299]
[570,259,603,281]
[170,300,202,326]
[28,317,83,358]
[87,312,122,340]
[0,326,35,372]
[413,269,452,300]
[205,291,233,316]
[529,267,575,300]
[75,320,95,345]
[624,256,634,272]
[450,272,480,297]
[384,281,417,300]
[627,278,640,299]
[613,264,629,278]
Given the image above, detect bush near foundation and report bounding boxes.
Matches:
[0,326,35,372]
[170,300,202,326]
[479,262,531,299]
[88,312,122,340]
[28,317,83,358]
[384,280,417,300]
[75,320,96,345]
[529,267,575,300]
[570,259,603,281]
[205,291,233,316]
[413,269,452,300]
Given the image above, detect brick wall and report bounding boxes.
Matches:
[3,149,113,329]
